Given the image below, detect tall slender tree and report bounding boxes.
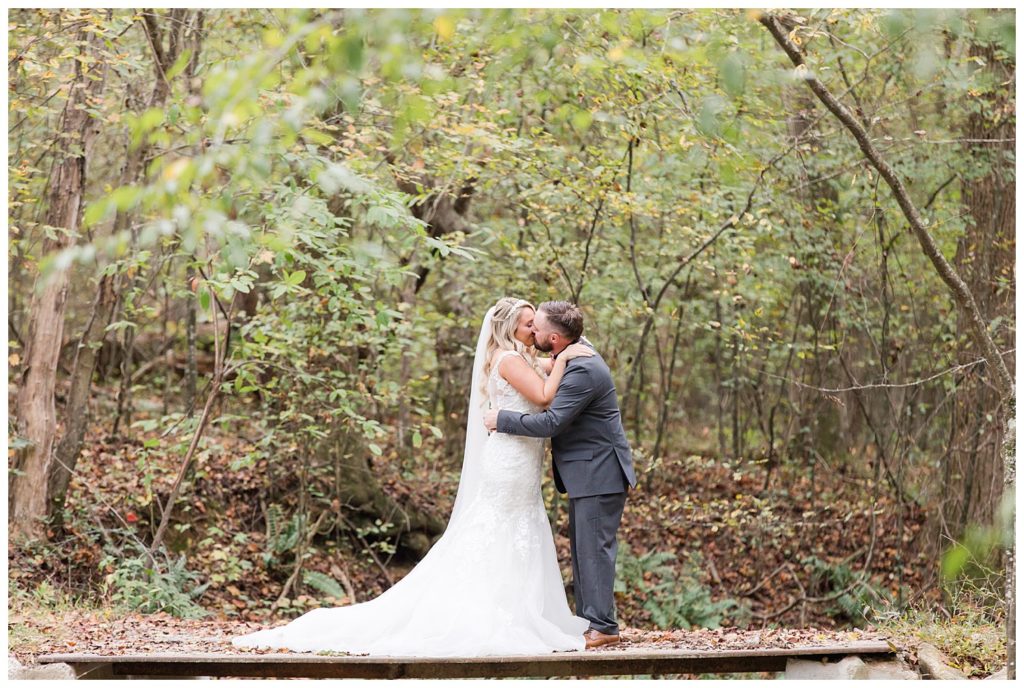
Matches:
[12,12,109,540]
[49,10,205,531]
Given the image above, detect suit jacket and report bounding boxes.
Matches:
[497,345,636,498]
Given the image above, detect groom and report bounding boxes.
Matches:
[484,301,636,649]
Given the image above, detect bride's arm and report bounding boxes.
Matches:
[537,357,555,375]
[498,346,592,407]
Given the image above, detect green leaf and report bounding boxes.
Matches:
[571,108,594,131]
[110,185,142,211]
[880,10,910,39]
[401,94,432,124]
[696,95,726,139]
[424,236,451,256]
[104,320,137,334]
[996,17,1015,58]
[139,107,164,133]
[342,33,364,71]
[941,543,970,580]
[165,48,193,81]
[720,52,745,98]
[83,199,112,227]
[300,127,333,146]
[368,443,383,456]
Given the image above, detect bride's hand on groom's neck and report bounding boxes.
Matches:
[561,343,595,362]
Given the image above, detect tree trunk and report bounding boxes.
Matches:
[48,273,117,532]
[149,287,233,563]
[56,9,202,523]
[11,16,107,541]
[385,155,475,451]
[955,35,1016,681]
[783,81,845,477]
[942,34,1016,579]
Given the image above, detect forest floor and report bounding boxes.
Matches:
[8,401,1004,677]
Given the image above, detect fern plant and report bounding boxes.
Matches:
[802,555,892,624]
[614,543,742,629]
[303,570,347,601]
[263,504,303,566]
[99,541,209,618]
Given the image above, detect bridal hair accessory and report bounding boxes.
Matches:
[490,297,532,322]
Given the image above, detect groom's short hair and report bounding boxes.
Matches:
[539,301,584,340]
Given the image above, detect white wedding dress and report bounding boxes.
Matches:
[232,313,589,656]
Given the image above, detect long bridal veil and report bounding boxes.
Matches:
[447,306,494,524]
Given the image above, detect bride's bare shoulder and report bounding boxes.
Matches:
[493,349,529,373]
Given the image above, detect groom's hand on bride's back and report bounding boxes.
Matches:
[484,408,499,432]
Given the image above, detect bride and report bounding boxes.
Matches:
[232,297,595,656]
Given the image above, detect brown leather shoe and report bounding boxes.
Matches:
[584,629,621,649]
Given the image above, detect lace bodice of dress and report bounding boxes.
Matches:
[477,349,545,512]
[487,350,543,414]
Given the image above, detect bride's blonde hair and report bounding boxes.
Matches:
[481,297,536,395]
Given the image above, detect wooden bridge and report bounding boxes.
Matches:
[37,641,897,679]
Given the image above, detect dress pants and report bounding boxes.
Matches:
[567,489,628,635]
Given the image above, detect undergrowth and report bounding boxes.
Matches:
[614,542,747,629]
[875,577,1006,678]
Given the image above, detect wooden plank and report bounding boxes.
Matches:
[38,642,896,679]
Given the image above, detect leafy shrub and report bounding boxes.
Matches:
[614,543,742,629]
[802,555,892,624]
[877,602,1006,678]
[940,491,1013,611]
[874,555,1007,677]
[99,541,209,618]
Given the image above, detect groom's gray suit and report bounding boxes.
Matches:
[497,341,636,635]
